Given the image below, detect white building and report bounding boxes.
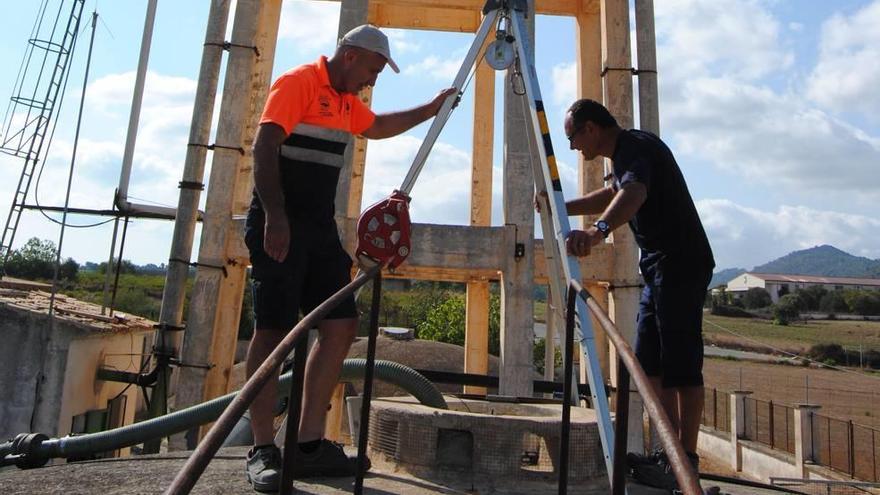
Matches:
[726,273,880,303]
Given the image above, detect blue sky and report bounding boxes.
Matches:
[0,0,878,272]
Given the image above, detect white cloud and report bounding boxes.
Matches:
[278,0,340,53]
[361,135,474,225]
[550,62,576,109]
[386,30,421,56]
[653,1,880,201]
[665,77,880,197]
[655,0,793,81]
[88,71,196,111]
[697,199,880,269]
[403,53,465,81]
[806,1,880,115]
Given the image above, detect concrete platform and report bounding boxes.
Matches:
[0,447,793,495]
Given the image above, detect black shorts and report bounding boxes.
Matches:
[245,215,357,331]
[634,272,710,388]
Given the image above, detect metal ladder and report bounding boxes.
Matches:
[0,0,86,269]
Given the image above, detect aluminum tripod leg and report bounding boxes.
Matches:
[507,6,615,477]
[398,8,500,195]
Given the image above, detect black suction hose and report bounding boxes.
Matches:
[0,359,446,468]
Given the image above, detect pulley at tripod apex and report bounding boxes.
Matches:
[356,190,412,270]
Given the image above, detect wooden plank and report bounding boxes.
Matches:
[344,0,597,16]
[464,281,490,394]
[601,0,643,454]
[324,383,346,442]
[368,4,481,32]
[174,0,283,447]
[463,22,495,394]
[635,0,659,134]
[336,2,370,226]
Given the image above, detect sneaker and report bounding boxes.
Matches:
[626,447,666,467]
[291,439,371,478]
[246,445,281,493]
[632,451,699,491]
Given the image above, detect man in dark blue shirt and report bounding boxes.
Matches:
[561,99,714,489]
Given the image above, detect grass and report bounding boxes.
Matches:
[703,313,880,354]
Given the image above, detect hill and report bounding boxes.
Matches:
[752,245,880,278]
[709,267,746,288]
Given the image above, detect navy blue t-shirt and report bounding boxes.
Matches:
[611,129,715,285]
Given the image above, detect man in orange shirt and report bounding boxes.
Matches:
[243,24,454,492]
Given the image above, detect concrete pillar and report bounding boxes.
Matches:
[794,404,820,477]
[730,391,752,471]
[499,0,535,398]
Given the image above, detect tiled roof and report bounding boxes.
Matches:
[744,273,880,286]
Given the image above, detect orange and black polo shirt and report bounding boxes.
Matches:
[254,56,376,224]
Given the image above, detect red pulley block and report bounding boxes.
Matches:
[356,190,412,269]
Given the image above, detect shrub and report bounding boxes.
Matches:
[710,304,755,318]
[808,343,845,364]
[742,287,772,309]
[819,291,849,313]
[772,294,801,325]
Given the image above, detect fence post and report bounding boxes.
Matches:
[848,420,855,478]
[713,388,718,429]
[794,403,821,478]
[730,391,752,472]
[769,401,775,449]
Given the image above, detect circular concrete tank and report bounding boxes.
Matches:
[364,396,607,489]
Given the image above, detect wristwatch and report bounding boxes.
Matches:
[594,220,611,238]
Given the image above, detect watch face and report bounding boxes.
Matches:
[595,220,610,237]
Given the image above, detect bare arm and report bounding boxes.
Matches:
[361,88,456,139]
[252,122,290,262]
[566,182,647,256]
[565,185,616,216]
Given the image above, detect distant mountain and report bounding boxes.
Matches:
[711,245,880,287]
[752,245,880,278]
[710,268,746,288]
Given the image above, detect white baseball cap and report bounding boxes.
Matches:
[339,24,400,73]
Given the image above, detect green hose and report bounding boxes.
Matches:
[0,359,446,468]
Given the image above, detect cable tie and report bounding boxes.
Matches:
[178,180,204,191]
[204,40,260,57]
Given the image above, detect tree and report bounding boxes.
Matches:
[417,293,501,356]
[533,337,562,376]
[742,287,772,309]
[773,294,800,325]
[4,237,58,280]
[796,285,827,311]
[58,257,79,281]
[844,290,880,316]
[819,291,848,314]
[97,259,139,275]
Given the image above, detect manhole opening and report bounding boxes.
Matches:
[520,432,555,473]
[436,428,473,468]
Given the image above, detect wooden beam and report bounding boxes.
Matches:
[174,1,283,447]
[368,4,481,32]
[601,0,643,454]
[346,0,599,17]
[229,218,615,282]
[464,27,495,393]
[336,1,370,225]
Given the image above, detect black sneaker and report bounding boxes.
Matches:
[291,439,371,478]
[626,447,666,467]
[246,445,281,493]
[632,451,699,491]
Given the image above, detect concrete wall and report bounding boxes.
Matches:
[697,393,863,486]
[0,303,149,444]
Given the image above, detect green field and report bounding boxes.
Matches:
[703,313,880,354]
